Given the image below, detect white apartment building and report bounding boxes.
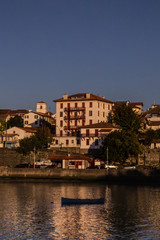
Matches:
[52,93,113,148]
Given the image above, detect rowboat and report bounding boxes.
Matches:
[61,197,105,205]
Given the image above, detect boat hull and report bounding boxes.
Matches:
[61,197,104,205]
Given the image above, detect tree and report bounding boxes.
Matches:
[7,115,23,128]
[101,104,142,164]
[17,126,53,155]
[113,104,141,133]
[0,119,6,133]
[35,126,53,148]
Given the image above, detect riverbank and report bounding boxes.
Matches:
[1,168,160,184]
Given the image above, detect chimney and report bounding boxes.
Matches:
[63,94,68,100]
[86,93,90,99]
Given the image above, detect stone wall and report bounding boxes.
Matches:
[0,168,160,184]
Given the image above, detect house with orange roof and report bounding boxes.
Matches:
[1,127,37,148]
[23,102,55,131]
[48,154,93,169]
[80,122,120,152]
[113,101,143,114]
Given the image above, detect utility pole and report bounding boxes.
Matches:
[33,147,36,169]
[106,147,109,165]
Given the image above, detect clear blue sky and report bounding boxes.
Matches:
[0,0,160,112]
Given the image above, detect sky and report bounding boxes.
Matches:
[0,0,160,113]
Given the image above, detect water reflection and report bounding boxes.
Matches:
[0,182,160,239]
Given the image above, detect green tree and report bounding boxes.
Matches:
[113,104,141,133]
[0,119,6,133]
[35,126,53,148]
[102,104,142,164]
[17,126,53,155]
[7,115,23,128]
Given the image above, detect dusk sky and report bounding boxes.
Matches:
[0,0,160,112]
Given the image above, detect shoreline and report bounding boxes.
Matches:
[0,168,160,185]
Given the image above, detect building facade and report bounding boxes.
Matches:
[53,93,113,148]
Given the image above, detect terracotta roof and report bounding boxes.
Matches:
[148,121,160,126]
[37,101,46,103]
[152,139,160,143]
[142,106,160,117]
[0,109,28,114]
[0,133,18,137]
[17,127,37,133]
[80,122,120,129]
[49,154,93,162]
[54,93,113,103]
[113,101,143,109]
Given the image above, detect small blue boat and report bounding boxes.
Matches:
[61,197,105,205]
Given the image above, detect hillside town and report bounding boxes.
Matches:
[0,92,160,168]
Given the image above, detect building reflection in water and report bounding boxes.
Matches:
[0,182,160,239]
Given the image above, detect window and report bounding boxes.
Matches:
[60,120,63,127]
[98,111,99,116]
[89,102,92,107]
[25,121,28,124]
[40,106,42,109]
[77,139,80,145]
[75,120,77,126]
[66,139,69,145]
[103,112,105,117]
[71,140,74,144]
[75,103,77,108]
[95,129,98,137]
[60,112,63,117]
[56,140,58,145]
[98,103,100,108]
[86,129,89,137]
[82,102,85,108]
[86,139,89,145]
[60,103,63,109]
[60,130,63,136]
[89,111,92,116]
[34,115,38,119]
[103,104,105,109]
[89,120,92,125]
[108,105,110,110]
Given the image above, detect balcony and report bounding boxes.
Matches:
[64,126,80,130]
[64,115,85,120]
[81,133,108,138]
[64,107,85,112]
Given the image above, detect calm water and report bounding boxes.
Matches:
[0,181,160,240]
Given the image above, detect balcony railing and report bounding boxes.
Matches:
[64,107,85,112]
[64,126,80,130]
[81,133,108,138]
[53,133,80,137]
[64,115,85,120]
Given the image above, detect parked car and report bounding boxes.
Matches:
[46,165,57,168]
[124,165,136,170]
[105,164,118,169]
[15,163,30,168]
